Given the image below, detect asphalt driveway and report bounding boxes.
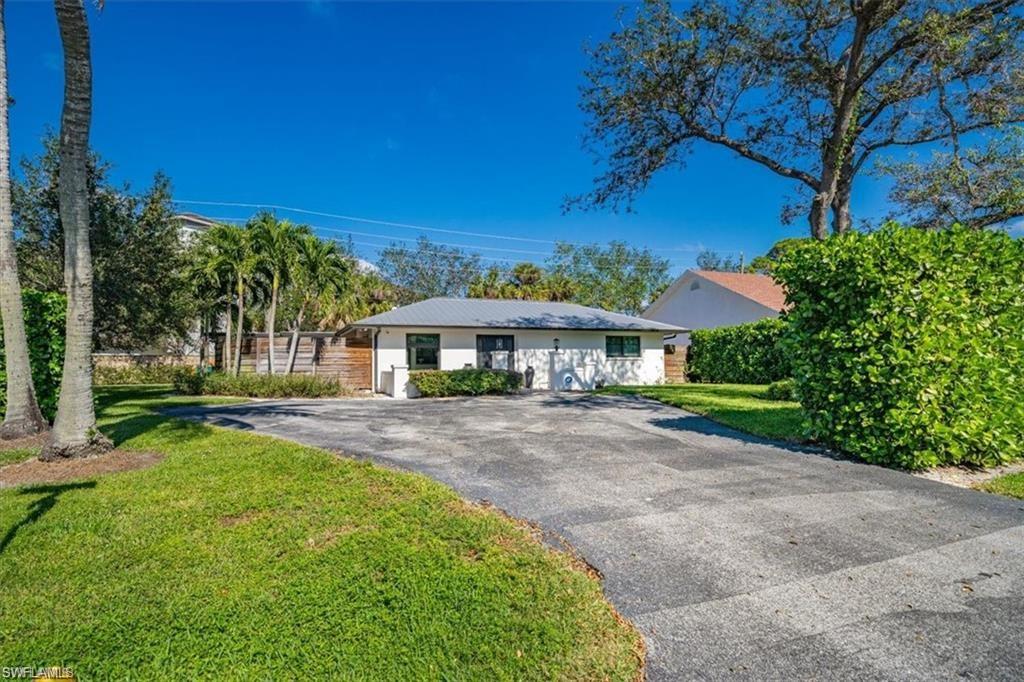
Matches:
[170,393,1024,680]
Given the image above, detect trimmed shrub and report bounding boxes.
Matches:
[0,290,66,421]
[687,318,789,384]
[764,378,796,402]
[775,225,1024,469]
[174,371,353,399]
[94,363,192,386]
[410,369,522,397]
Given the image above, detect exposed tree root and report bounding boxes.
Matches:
[38,431,114,462]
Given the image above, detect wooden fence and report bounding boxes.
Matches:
[663,344,688,384]
[213,331,372,390]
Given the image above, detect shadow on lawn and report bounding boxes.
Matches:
[102,412,215,448]
[0,481,97,555]
[649,414,850,461]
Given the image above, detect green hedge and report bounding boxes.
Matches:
[410,369,522,397]
[0,290,66,421]
[775,225,1024,469]
[764,378,796,402]
[94,363,193,386]
[687,318,789,384]
[173,371,353,398]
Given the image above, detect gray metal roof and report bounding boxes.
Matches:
[348,297,687,332]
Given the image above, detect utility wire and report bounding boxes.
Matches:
[174,198,729,254]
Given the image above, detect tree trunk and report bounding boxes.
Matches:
[808,185,833,240]
[808,9,872,241]
[285,308,304,375]
[233,280,244,376]
[222,298,232,372]
[40,0,111,460]
[0,0,47,439]
[267,275,278,374]
[197,313,207,370]
[832,173,853,234]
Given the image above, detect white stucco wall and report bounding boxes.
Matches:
[374,326,665,394]
[643,272,779,345]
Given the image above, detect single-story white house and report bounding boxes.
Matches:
[342,297,686,398]
[642,270,787,345]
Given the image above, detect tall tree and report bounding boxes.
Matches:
[193,224,243,372]
[14,138,192,352]
[875,132,1024,230]
[748,238,809,273]
[251,213,308,374]
[695,250,744,272]
[41,0,111,460]
[215,225,260,376]
[283,234,349,373]
[187,228,233,370]
[546,241,671,315]
[467,261,581,301]
[0,0,47,438]
[377,237,482,304]
[571,0,1024,239]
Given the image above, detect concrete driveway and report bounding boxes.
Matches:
[171,393,1024,680]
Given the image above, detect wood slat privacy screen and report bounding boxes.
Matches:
[213,332,372,389]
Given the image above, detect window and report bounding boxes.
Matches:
[407,334,440,370]
[606,335,641,358]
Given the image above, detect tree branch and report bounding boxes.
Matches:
[691,128,820,188]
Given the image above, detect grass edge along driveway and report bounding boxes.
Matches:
[598,383,806,443]
[0,387,643,680]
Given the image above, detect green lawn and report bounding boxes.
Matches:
[599,383,807,442]
[977,472,1024,499]
[0,386,641,680]
[0,447,36,467]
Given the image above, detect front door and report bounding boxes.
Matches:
[476,335,515,370]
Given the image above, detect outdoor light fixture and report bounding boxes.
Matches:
[553,338,560,351]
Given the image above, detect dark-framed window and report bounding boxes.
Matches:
[606,335,641,358]
[407,333,440,370]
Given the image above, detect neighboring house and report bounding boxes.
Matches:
[643,270,787,345]
[174,212,217,242]
[342,297,685,397]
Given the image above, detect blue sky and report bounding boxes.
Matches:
[7,1,899,273]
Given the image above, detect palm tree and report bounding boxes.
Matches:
[186,231,231,371]
[284,235,349,373]
[0,0,47,438]
[41,0,111,460]
[250,213,307,374]
[207,225,259,377]
[318,268,394,330]
[196,224,243,372]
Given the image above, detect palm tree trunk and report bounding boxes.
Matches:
[40,0,111,460]
[286,308,304,375]
[222,298,232,372]
[197,313,208,370]
[267,276,278,374]
[0,0,47,439]
[233,280,244,376]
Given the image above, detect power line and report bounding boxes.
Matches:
[204,214,704,266]
[174,198,733,255]
[175,199,572,245]
[202,215,555,257]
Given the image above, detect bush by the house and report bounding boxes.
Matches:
[687,318,789,384]
[764,378,796,402]
[775,225,1024,469]
[173,370,353,398]
[0,290,66,421]
[94,363,192,386]
[410,369,522,397]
